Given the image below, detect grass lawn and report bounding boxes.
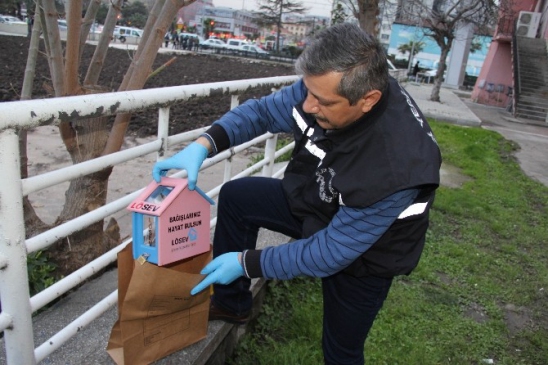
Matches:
[230,120,548,365]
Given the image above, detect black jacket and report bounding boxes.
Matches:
[282,77,441,277]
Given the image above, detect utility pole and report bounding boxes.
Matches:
[407,41,416,74]
[377,0,385,41]
[276,0,283,52]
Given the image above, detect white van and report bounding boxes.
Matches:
[226,39,248,54]
[113,26,143,43]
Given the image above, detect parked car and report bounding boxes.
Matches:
[56,19,101,33]
[200,38,226,52]
[238,44,270,59]
[0,15,26,25]
[226,39,248,54]
[57,19,67,30]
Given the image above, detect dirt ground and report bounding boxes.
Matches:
[0,33,297,245]
[0,34,295,136]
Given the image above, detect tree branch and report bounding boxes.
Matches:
[64,0,83,96]
[103,0,197,156]
[84,0,124,86]
[79,0,102,61]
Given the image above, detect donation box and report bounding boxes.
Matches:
[127,177,215,266]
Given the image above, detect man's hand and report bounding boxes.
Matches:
[190,252,244,295]
[152,141,208,190]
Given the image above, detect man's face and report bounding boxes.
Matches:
[302,72,374,130]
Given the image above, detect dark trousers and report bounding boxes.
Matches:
[212,177,393,364]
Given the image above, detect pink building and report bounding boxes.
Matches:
[472,0,548,121]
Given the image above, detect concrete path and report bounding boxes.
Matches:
[463,98,548,187]
[411,83,548,188]
[403,82,482,126]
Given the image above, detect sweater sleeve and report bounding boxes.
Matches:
[242,188,420,279]
[201,79,307,153]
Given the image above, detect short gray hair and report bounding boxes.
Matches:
[295,23,389,105]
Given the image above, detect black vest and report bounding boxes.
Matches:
[282,78,442,277]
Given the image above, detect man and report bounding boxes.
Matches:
[153,23,441,364]
[413,60,421,76]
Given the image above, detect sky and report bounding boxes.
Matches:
[212,0,333,18]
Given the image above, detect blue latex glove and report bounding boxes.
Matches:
[190,252,244,295]
[152,142,208,190]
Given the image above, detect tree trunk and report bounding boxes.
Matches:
[357,0,380,36]
[53,173,113,275]
[104,0,189,155]
[64,1,83,96]
[430,39,452,102]
[84,0,124,86]
[21,0,196,275]
[79,0,102,61]
[52,108,115,275]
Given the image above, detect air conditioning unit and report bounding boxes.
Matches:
[515,11,541,38]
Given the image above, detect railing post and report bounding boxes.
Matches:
[157,106,170,160]
[230,95,240,110]
[262,134,278,177]
[0,129,36,365]
[261,86,283,178]
[222,96,242,182]
[223,152,233,183]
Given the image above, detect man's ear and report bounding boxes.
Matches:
[360,90,382,113]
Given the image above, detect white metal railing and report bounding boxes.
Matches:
[0,75,299,364]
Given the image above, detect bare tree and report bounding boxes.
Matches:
[395,0,497,101]
[331,2,347,25]
[21,0,196,275]
[339,0,382,36]
[255,0,307,52]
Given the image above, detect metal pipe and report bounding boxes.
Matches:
[34,291,118,362]
[30,242,129,312]
[157,106,170,160]
[22,139,162,196]
[262,134,278,177]
[25,191,141,253]
[0,312,13,333]
[0,76,299,130]
[0,130,36,364]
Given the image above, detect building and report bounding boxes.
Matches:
[193,5,258,39]
[176,0,214,26]
[278,14,330,45]
[471,0,548,121]
[330,0,401,50]
[282,19,309,40]
[377,0,399,50]
[387,23,491,78]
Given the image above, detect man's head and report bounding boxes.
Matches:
[295,23,389,130]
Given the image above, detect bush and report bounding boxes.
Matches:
[27,251,57,296]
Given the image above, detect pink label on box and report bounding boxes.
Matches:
[158,194,210,263]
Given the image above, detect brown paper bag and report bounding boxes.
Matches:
[107,243,211,365]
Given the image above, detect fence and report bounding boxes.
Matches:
[0,75,299,365]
